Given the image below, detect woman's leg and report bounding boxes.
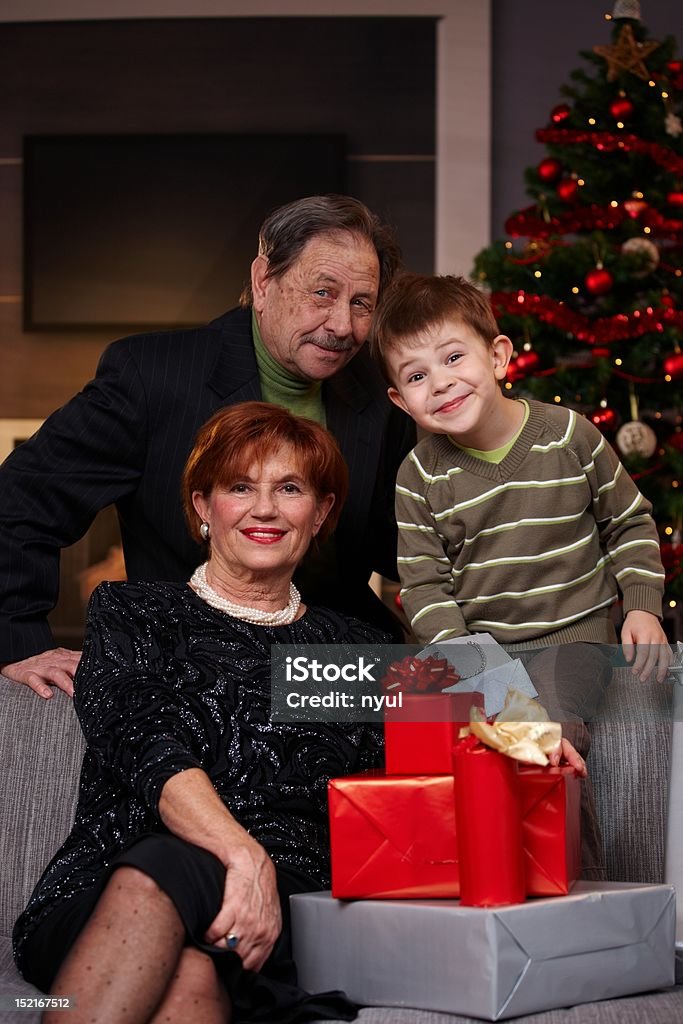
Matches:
[43,866,186,1024]
[149,947,231,1024]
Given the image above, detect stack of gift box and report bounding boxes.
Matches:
[328,653,581,904]
[290,650,675,1019]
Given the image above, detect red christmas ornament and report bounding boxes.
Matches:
[609,96,634,120]
[556,178,579,202]
[591,407,619,432]
[663,352,683,379]
[514,351,541,374]
[507,351,540,382]
[507,359,522,382]
[394,591,403,611]
[537,158,562,183]
[660,294,675,309]
[550,103,571,124]
[668,61,683,90]
[623,199,647,218]
[584,267,614,296]
[667,191,683,207]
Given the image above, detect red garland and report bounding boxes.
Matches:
[490,291,683,346]
[505,202,683,241]
[505,204,623,238]
[536,127,683,176]
[612,367,667,385]
[630,462,665,481]
[381,654,461,694]
[661,543,683,587]
[661,544,683,571]
[507,239,571,264]
[642,207,683,236]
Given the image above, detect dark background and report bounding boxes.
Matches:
[2,2,683,642]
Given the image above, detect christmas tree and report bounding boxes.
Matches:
[473,0,683,620]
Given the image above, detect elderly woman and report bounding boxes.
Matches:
[13,401,386,1024]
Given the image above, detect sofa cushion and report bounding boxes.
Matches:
[590,667,672,884]
[0,666,672,931]
[0,676,84,939]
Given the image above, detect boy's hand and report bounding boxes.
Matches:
[621,610,672,682]
[550,738,587,777]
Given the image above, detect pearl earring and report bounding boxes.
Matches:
[200,522,210,541]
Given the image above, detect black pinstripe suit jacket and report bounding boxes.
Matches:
[0,307,415,661]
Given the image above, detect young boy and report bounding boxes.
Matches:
[370,272,670,681]
[371,272,672,876]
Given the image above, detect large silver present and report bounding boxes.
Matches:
[290,881,675,1020]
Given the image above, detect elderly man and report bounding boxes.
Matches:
[0,195,415,696]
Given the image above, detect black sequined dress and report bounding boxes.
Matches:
[13,581,385,1020]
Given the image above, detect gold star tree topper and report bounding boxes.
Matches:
[593,23,660,82]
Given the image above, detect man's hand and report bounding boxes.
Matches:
[0,649,82,698]
[621,610,672,683]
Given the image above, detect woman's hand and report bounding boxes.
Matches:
[204,835,282,972]
[158,768,282,973]
[549,737,587,777]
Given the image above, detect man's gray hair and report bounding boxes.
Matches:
[240,194,402,306]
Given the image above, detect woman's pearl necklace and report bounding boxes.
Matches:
[190,562,301,626]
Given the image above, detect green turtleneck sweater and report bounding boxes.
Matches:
[252,311,326,425]
[251,310,336,600]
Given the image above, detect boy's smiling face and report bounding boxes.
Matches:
[385,318,514,447]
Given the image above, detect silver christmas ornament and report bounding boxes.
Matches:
[666,112,683,138]
[612,0,641,20]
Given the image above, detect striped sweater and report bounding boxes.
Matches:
[396,400,665,645]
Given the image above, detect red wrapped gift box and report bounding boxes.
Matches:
[384,691,485,775]
[329,772,459,899]
[328,765,580,901]
[519,764,581,896]
[453,742,526,906]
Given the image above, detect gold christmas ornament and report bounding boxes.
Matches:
[593,24,660,82]
[616,421,657,459]
[621,235,660,275]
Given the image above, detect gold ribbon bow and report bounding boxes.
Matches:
[461,688,562,767]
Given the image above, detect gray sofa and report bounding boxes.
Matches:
[1,666,682,1024]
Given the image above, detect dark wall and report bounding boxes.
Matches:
[491,0,683,238]
[0,16,436,416]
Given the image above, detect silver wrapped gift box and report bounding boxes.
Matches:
[290,881,675,1021]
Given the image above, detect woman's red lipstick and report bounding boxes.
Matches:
[241,528,285,544]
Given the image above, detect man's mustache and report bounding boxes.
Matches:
[303,334,354,353]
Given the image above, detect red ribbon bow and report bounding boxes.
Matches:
[382,654,461,694]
